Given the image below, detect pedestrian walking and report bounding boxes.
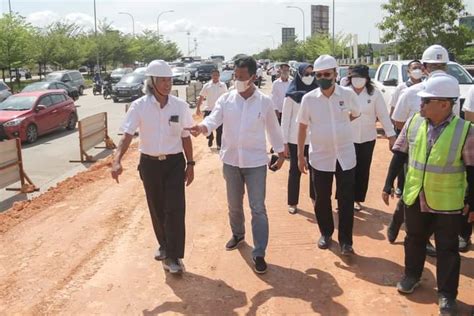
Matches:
[382,75,474,316]
[111,60,195,275]
[296,55,361,256]
[281,62,317,214]
[196,68,228,150]
[271,62,292,124]
[186,56,285,274]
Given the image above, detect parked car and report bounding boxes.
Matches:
[133,67,147,75]
[0,81,12,103]
[111,73,146,103]
[10,68,32,80]
[374,60,474,113]
[185,62,201,79]
[38,66,53,76]
[220,70,234,88]
[78,66,89,73]
[45,70,86,95]
[172,67,191,85]
[110,68,133,84]
[0,90,78,143]
[22,81,80,101]
[196,63,217,82]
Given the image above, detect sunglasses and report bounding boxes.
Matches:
[315,72,333,79]
[303,73,315,77]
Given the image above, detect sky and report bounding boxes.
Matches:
[2,0,473,61]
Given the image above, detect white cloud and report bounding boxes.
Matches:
[27,11,94,31]
[64,13,95,30]
[26,10,59,28]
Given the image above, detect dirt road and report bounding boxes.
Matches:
[1,101,473,315]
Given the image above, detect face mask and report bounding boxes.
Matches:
[235,79,250,93]
[410,69,423,80]
[317,78,334,90]
[301,75,314,85]
[351,77,366,89]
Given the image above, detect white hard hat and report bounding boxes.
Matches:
[145,60,173,77]
[313,55,338,72]
[417,75,460,99]
[421,45,449,64]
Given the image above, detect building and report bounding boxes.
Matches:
[460,15,474,31]
[282,27,296,43]
[311,5,329,36]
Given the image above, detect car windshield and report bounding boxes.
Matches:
[45,73,63,81]
[119,74,144,84]
[22,82,50,92]
[369,68,376,79]
[0,82,8,91]
[112,68,127,75]
[188,62,200,68]
[447,64,473,84]
[174,67,185,72]
[198,64,216,71]
[0,96,36,111]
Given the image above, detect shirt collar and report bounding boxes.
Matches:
[427,114,454,128]
[235,88,259,101]
[315,84,341,98]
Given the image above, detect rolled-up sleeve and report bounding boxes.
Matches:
[264,98,285,153]
[120,102,140,135]
[181,105,194,138]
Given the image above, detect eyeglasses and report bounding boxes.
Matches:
[315,72,333,79]
[303,73,315,77]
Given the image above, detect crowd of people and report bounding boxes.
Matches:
[110,44,474,316]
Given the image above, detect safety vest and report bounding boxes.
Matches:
[403,114,470,211]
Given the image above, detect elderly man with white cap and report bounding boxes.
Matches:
[382,75,474,316]
[296,55,361,256]
[111,60,195,275]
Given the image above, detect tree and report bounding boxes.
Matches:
[378,0,474,59]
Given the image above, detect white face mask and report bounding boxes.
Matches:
[235,79,250,93]
[410,69,423,80]
[301,75,314,86]
[351,77,366,89]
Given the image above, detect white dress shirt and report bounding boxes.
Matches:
[199,81,228,111]
[271,78,291,113]
[389,81,413,109]
[120,94,193,156]
[281,96,309,145]
[296,85,361,172]
[462,85,474,113]
[392,71,460,123]
[201,89,285,168]
[351,87,396,144]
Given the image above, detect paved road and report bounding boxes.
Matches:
[0,84,189,211]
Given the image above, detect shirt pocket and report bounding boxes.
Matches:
[168,121,182,137]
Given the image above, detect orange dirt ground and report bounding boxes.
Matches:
[1,112,473,316]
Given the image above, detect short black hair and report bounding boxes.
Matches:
[234,56,257,76]
[408,59,421,68]
[211,68,220,75]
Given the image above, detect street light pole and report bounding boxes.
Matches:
[157,10,174,38]
[94,0,100,74]
[332,0,335,55]
[286,5,305,41]
[119,12,135,37]
[8,0,12,14]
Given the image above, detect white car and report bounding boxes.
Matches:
[172,67,191,85]
[0,81,12,103]
[133,67,147,75]
[374,60,474,113]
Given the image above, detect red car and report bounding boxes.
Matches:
[0,90,77,143]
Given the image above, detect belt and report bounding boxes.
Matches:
[141,153,182,161]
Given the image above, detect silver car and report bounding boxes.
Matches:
[0,81,12,103]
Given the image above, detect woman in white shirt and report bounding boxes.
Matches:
[281,63,318,214]
[347,65,396,211]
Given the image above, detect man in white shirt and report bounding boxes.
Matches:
[187,56,285,274]
[196,69,228,149]
[271,63,291,124]
[256,66,263,88]
[297,55,361,256]
[389,60,424,118]
[111,60,195,275]
[392,45,460,131]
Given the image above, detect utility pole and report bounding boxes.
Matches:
[94,0,100,74]
[332,0,335,55]
[8,0,12,14]
[187,31,191,56]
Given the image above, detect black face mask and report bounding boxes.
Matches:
[317,78,334,90]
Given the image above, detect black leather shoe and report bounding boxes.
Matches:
[387,221,401,243]
[340,244,354,256]
[397,275,420,294]
[253,256,268,274]
[318,236,332,249]
[438,296,458,316]
[426,241,437,257]
[459,236,471,253]
[225,235,244,251]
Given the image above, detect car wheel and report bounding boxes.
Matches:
[66,113,77,130]
[79,86,84,95]
[26,124,38,144]
[113,97,118,103]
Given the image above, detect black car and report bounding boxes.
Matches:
[110,68,133,84]
[111,73,145,103]
[196,63,218,82]
[185,62,201,80]
[22,81,79,101]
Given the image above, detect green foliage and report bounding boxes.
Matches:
[378,0,474,59]
[0,13,33,70]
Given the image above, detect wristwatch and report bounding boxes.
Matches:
[187,161,196,166]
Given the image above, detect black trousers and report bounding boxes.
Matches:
[404,199,462,299]
[204,110,222,147]
[288,143,315,206]
[354,140,376,203]
[312,162,355,245]
[139,153,186,259]
[394,127,405,192]
[460,212,473,240]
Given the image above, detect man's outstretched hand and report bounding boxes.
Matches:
[185,125,207,137]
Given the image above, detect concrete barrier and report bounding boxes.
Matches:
[0,138,38,193]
